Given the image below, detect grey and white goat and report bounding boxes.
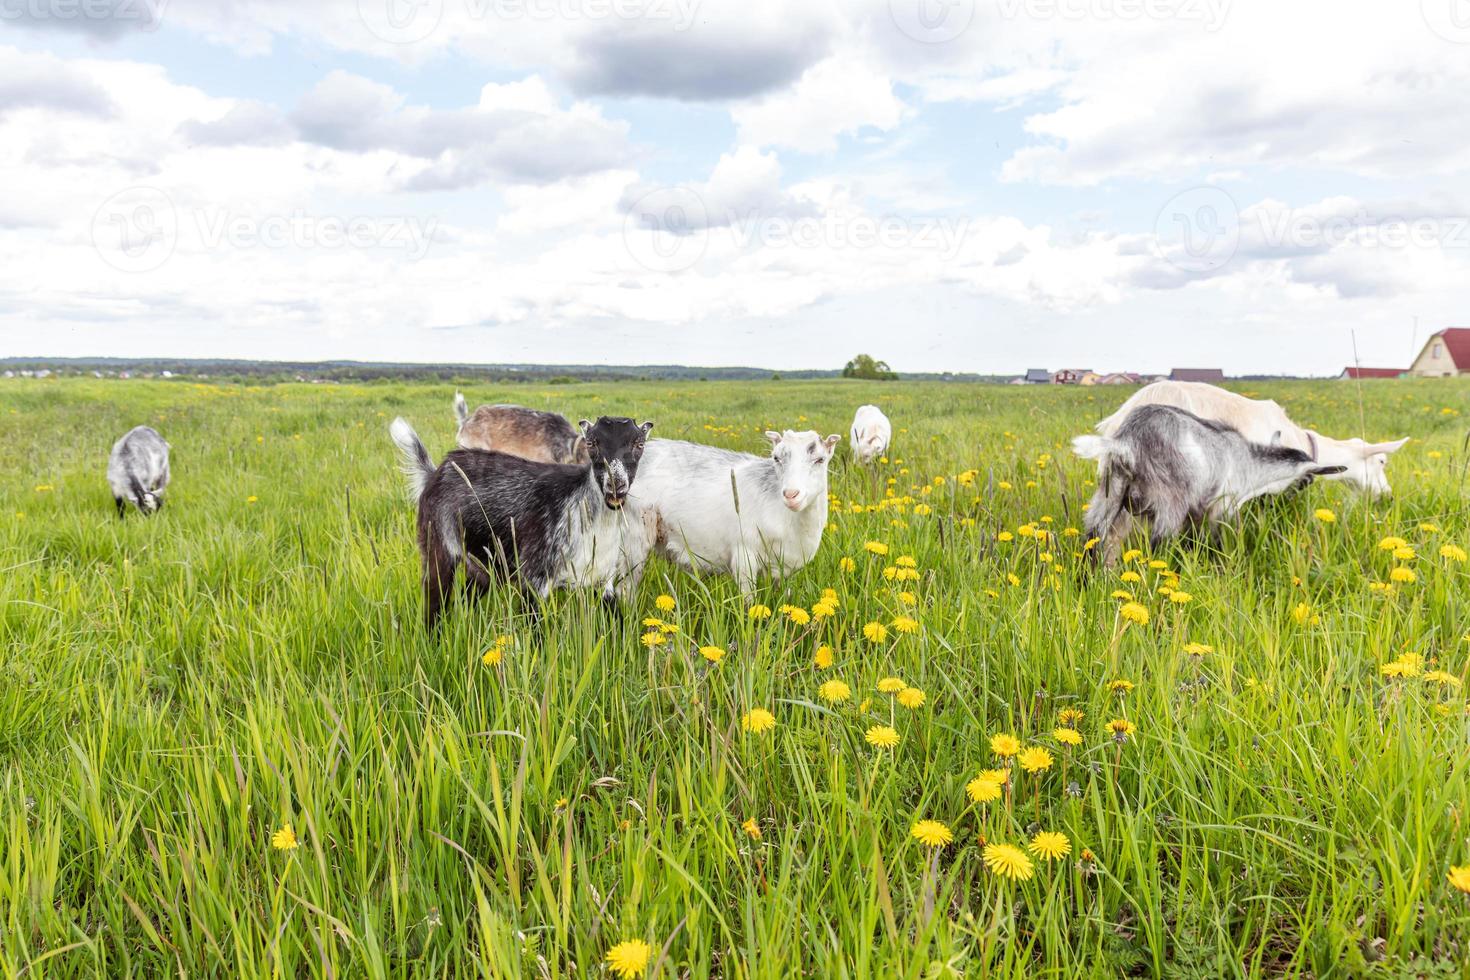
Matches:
[1073,405,1344,564]
[390,414,655,627]
[107,425,170,516]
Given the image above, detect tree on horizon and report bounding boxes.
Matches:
[842,354,898,380]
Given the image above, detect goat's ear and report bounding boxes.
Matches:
[1269,430,1283,447]
[1366,437,1409,455]
[638,421,654,437]
[579,419,592,437]
[764,430,783,446]
[1311,465,1347,476]
[823,434,841,451]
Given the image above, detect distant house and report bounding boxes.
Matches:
[1169,368,1225,383]
[1095,372,1143,385]
[1023,368,1051,384]
[1051,368,1093,384]
[1408,328,1470,377]
[1338,367,1403,380]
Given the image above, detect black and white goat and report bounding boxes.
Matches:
[108,425,170,516]
[390,415,655,627]
[1073,404,1344,564]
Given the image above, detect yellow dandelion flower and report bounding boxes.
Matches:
[654,594,676,612]
[1108,679,1135,694]
[990,733,1020,757]
[1053,727,1082,746]
[878,677,905,693]
[1122,549,1142,562]
[997,531,1014,542]
[896,555,917,568]
[890,615,919,634]
[1449,866,1470,894]
[911,820,953,848]
[1393,545,1416,561]
[1424,670,1462,687]
[839,557,856,572]
[1377,535,1408,551]
[811,600,837,619]
[818,679,852,703]
[1182,642,1213,656]
[1119,602,1149,625]
[785,606,811,625]
[1120,571,1142,583]
[1390,567,1417,584]
[742,708,776,733]
[1111,589,1134,600]
[1314,508,1335,523]
[482,645,504,666]
[271,824,299,851]
[863,621,889,643]
[1106,718,1136,741]
[966,773,1003,803]
[982,842,1035,880]
[813,645,834,669]
[1057,707,1085,727]
[699,645,726,664]
[640,631,667,647]
[742,818,762,840]
[1440,544,1468,563]
[1168,590,1193,604]
[865,541,889,556]
[1028,831,1071,861]
[748,604,772,620]
[605,939,652,979]
[1017,746,1054,773]
[897,687,926,709]
[864,725,900,748]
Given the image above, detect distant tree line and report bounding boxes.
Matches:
[842,354,898,380]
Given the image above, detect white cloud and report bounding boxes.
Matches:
[733,55,908,153]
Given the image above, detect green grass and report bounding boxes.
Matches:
[2,376,1468,977]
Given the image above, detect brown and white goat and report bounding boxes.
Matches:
[453,393,588,465]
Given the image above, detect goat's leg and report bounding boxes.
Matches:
[114,497,126,518]
[1147,502,1188,553]
[1083,489,1128,568]
[422,530,458,630]
[462,553,493,603]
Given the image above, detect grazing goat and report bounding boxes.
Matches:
[1095,380,1407,495]
[849,404,891,462]
[107,426,170,516]
[1074,405,1344,565]
[453,393,589,465]
[391,415,655,627]
[630,430,840,593]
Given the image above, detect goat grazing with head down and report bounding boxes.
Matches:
[453,393,589,465]
[390,415,655,627]
[1074,404,1344,565]
[630,429,840,593]
[849,404,891,462]
[108,425,170,516]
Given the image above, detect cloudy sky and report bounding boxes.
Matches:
[2,0,1468,374]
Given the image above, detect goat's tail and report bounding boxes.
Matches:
[1071,434,1133,468]
[389,417,436,503]
[453,391,469,428]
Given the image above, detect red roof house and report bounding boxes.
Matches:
[1338,367,1403,379]
[1410,328,1470,377]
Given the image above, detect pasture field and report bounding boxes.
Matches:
[3,376,1470,978]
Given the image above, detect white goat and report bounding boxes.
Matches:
[630,430,840,593]
[849,405,891,462]
[1095,381,1408,495]
[108,426,170,516]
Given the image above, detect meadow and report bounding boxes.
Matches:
[2,376,1468,978]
